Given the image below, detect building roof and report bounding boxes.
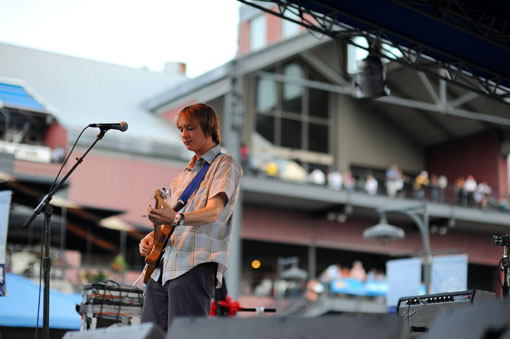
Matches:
[142,62,231,112]
[0,42,188,158]
[0,81,48,112]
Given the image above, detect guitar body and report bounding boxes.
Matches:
[142,188,175,284]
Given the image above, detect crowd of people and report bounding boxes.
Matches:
[243,156,508,211]
[317,164,499,210]
[318,260,385,287]
[249,259,386,301]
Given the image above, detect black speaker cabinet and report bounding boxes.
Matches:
[167,314,409,339]
[62,323,164,339]
[424,298,510,339]
[396,290,495,337]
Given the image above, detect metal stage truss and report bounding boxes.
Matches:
[238,0,510,105]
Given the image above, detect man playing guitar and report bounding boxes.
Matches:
[138,103,242,332]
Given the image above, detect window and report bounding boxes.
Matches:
[255,114,275,144]
[256,78,276,111]
[282,63,303,114]
[281,118,302,149]
[308,123,328,153]
[254,61,331,171]
[308,87,328,119]
[250,15,267,51]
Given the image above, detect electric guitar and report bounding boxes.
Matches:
[142,188,174,284]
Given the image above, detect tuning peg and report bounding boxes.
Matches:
[162,187,170,198]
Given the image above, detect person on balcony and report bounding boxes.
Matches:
[364,174,378,195]
[327,170,342,190]
[474,181,491,209]
[414,170,429,200]
[438,174,448,202]
[464,175,477,206]
[385,164,403,198]
[343,170,356,192]
[455,176,466,206]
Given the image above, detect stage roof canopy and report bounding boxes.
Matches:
[241,0,510,103]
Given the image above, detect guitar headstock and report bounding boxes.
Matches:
[153,187,169,209]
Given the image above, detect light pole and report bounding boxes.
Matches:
[363,203,432,294]
[276,257,308,314]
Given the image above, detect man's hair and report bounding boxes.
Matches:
[177,103,221,145]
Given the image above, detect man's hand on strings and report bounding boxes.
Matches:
[139,232,154,256]
[146,200,175,226]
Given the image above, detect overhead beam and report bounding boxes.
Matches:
[377,96,510,126]
[388,79,456,140]
[257,71,510,126]
[417,72,440,105]
[449,92,478,108]
[300,51,351,86]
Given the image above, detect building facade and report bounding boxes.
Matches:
[2,3,510,316]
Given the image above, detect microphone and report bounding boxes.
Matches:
[88,121,128,132]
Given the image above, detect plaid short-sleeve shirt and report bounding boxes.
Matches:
[152,145,242,286]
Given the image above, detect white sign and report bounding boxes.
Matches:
[431,254,468,293]
[386,257,422,307]
[0,141,52,163]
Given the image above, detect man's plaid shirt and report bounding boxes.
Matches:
[152,145,242,287]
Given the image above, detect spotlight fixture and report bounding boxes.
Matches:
[355,54,390,99]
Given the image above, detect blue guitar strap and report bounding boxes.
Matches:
[172,152,221,212]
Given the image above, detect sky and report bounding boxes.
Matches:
[0,0,241,78]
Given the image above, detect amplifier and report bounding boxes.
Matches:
[81,282,144,307]
[78,282,144,330]
[396,290,494,336]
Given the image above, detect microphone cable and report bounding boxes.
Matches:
[49,125,88,193]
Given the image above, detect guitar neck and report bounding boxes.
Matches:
[152,187,169,239]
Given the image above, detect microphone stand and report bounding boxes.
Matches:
[501,242,509,298]
[22,129,107,339]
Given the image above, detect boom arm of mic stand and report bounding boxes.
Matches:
[22,129,106,228]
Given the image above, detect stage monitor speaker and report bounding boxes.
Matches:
[167,314,409,339]
[424,298,510,339]
[396,290,495,337]
[63,323,164,339]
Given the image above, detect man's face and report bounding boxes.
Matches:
[177,117,212,154]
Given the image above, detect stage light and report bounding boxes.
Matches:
[355,54,390,99]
